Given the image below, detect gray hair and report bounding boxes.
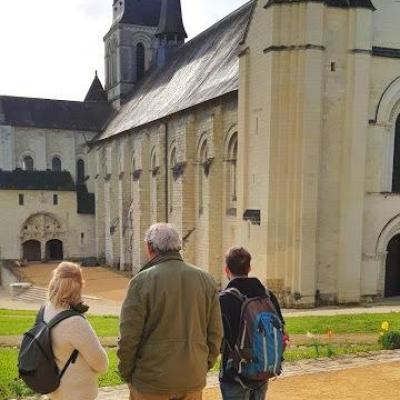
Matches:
[144,223,182,254]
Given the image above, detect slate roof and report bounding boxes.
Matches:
[0,96,113,131]
[0,170,76,191]
[84,72,108,102]
[265,0,375,9]
[119,0,162,27]
[156,0,187,39]
[98,1,254,141]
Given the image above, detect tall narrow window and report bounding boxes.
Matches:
[392,115,400,193]
[52,157,62,172]
[53,194,58,205]
[226,133,238,211]
[198,141,208,215]
[169,147,177,213]
[136,43,145,81]
[19,194,24,206]
[23,156,34,171]
[77,159,85,183]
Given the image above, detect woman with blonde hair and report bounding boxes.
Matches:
[44,261,108,399]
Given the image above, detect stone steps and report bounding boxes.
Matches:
[14,286,47,304]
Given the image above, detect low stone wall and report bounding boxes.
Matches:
[0,259,20,294]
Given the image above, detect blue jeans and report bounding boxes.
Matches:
[220,381,268,400]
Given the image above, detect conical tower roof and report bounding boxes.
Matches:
[84,71,108,102]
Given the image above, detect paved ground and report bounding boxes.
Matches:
[96,350,400,400]
[15,263,131,302]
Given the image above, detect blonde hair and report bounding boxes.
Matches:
[48,262,84,308]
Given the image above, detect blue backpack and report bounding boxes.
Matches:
[224,288,284,384]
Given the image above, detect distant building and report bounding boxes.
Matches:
[2,0,400,306]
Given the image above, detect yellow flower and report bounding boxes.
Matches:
[327,330,333,339]
[381,321,390,332]
[306,332,315,339]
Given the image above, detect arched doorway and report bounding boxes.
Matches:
[385,234,400,297]
[22,240,41,261]
[46,240,63,261]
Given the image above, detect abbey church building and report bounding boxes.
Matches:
[2,0,400,307]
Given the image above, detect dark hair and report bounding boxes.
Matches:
[225,247,251,276]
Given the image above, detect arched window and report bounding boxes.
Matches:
[77,159,85,182]
[23,156,34,171]
[198,141,208,215]
[393,115,400,193]
[136,43,145,81]
[226,133,238,210]
[169,147,177,213]
[150,150,158,222]
[52,157,62,172]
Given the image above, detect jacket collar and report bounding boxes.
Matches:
[140,251,183,272]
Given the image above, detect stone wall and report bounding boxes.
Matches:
[94,94,238,284]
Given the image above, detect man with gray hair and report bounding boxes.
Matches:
[118,223,223,400]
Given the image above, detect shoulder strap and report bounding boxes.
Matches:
[224,287,247,303]
[59,349,79,379]
[35,306,45,325]
[47,309,83,330]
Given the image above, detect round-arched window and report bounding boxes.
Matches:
[23,156,34,171]
[52,157,62,172]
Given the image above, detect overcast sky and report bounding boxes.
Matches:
[0,0,248,101]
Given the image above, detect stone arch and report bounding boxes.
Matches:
[224,131,238,211]
[21,213,65,242]
[375,76,400,125]
[374,77,400,192]
[21,213,65,262]
[376,214,400,295]
[19,150,35,170]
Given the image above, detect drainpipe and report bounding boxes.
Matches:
[164,122,169,222]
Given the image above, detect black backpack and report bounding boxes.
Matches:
[18,306,82,394]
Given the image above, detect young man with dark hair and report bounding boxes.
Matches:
[219,247,286,400]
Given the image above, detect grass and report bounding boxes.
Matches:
[0,309,398,399]
[2,309,400,337]
[285,313,400,335]
[0,309,119,337]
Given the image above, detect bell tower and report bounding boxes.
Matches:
[104,0,162,108]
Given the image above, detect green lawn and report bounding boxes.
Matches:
[0,309,119,337]
[1,309,400,337]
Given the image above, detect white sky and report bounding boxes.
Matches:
[0,0,248,101]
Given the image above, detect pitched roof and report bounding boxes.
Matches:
[119,0,162,27]
[98,1,254,141]
[0,170,76,191]
[84,72,108,102]
[0,96,113,131]
[156,0,187,39]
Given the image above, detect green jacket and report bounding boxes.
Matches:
[118,252,223,394]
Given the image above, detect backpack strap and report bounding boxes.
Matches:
[46,309,83,379]
[47,309,83,330]
[35,306,46,325]
[59,349,79,379]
